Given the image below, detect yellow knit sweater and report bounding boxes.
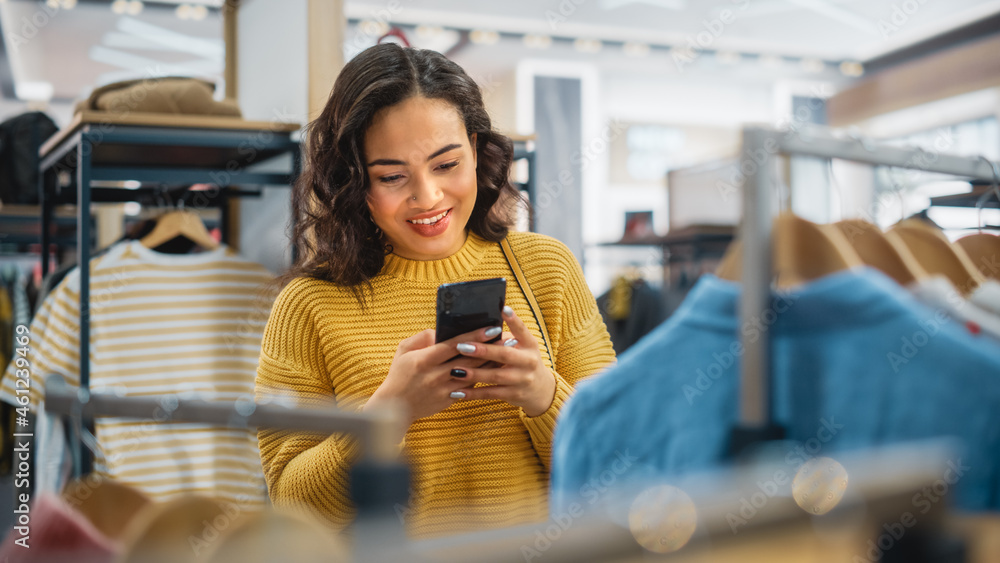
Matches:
[255,231,616,539]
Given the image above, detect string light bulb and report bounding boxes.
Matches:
[759,54,784,68]
[523,34,552,49]
[416,25,445,39]
[574,38,602,53]
[800,58,825,73]
[715,51,741,65]
[360,19,390,37]
[470,30,500,45]
[623,42,650,57]
[839,61,864,77]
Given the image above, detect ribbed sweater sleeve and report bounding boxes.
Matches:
[255,279,361,530]
[512,234,617,470]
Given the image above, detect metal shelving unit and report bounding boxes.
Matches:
[35,114,302,473]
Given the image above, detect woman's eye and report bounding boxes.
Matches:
[438,161,459,171]
[379,174,403,184]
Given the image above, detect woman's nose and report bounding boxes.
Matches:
[410,174,443,207]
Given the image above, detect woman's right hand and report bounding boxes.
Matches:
[363,326,503,425]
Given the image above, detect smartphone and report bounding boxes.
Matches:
[435,277,506,344]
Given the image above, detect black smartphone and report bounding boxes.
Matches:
[435,277,506,344]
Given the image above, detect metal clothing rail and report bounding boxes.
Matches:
[734,125,1000,450]
[44,373,412,555]
[43,375,402,463]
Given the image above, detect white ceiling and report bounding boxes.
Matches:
[1,0,999,106]
[345,0,1000,60]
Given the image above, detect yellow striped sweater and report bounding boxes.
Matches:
[255,231,616,539]
[0,241,274,505]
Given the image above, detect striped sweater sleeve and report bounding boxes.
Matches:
[516,236,617,470]
[255,278,362,530]
[1,272,83,410]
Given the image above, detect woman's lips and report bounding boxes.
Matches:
[406,208,452,237]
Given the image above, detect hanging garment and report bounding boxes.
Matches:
[0,241,276,506]
[970,279,1000,318]
[1,264,30,329]
[552,268,1000,516]
[0,111,59,205]
[909,276,1000,342]
[596,278,666,354]
[0,288,11,374]
[0,493,119,563]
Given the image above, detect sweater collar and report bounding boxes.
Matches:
[380,231,492,282]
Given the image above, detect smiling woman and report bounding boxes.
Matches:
[364,96,479,261]
[255,43,616,540]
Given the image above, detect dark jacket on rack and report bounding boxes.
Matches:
[597,277,666,354]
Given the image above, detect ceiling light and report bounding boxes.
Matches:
[759,54,784,69]
[359,19,390,37]
[416,25,445,39]
[191,4,207,20]
[15,81,54,102]
[669,47,697,62]
[839,61,864,77]
[470,30,500,45]
[45,0,59,8]
[523,34,552,50]
[574,38,602,53]
[123,202,142,216]
[111,0,128,14]
[60,0,76,8]
[800,58,825,73]
[176,4,191,19]
[126,0,143,15]
[715,51,741,65]
[623,42,650,57]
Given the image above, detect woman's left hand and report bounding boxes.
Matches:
[450,306,556,417]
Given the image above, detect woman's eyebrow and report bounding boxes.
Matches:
[367,143,462,167]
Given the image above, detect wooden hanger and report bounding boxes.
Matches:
[140,209,219,251]
[833,219,928,286]
[62,475,152,542]
[716,212,864,288]
[205,511,348,563]
[956,233,1000,281]
[887,219,985,295]
[118,495,245,563]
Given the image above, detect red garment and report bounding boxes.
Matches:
[0,493,118,563]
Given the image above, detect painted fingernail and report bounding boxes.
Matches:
[503,338,518,347]
[503,306,514,317]
[450,368,467,378]
[457,343,477,354]
[450,391,466,399]
[485,326,502,338]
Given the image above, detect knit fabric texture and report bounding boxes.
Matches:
[255,231,616,539]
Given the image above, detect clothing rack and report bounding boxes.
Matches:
[43,373,411,552]
[43,375,402,463]
[35,115,302,475]
[732,125,1000,453]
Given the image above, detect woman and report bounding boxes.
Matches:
[256,43,615,539]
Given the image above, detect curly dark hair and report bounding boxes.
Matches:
[281,43,522,303]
